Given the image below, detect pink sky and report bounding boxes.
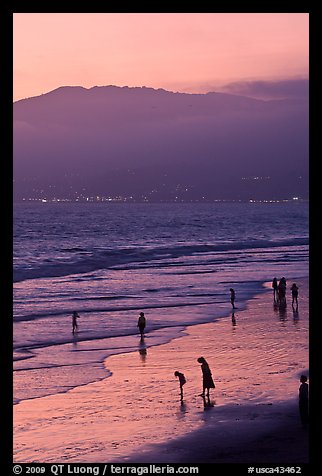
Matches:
[13,13,309,102]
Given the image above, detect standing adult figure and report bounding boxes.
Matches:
[197,357,215,398]
[299,375,309,425]
[272,277,278,301]
[278,279,286,305]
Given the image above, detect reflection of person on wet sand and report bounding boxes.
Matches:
[231,312,236,326]
[278,304,287,321]
[292,306,299,322]
[138,336,147,362]
[174,371,186,401]
[202,394,214,409]
[137,312,146,337]
[139,347,147,362]
[72,311,80,334]
[197,357,215,398]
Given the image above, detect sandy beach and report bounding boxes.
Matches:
[14,278,309,464]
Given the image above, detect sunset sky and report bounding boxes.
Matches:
[13,13,309,102]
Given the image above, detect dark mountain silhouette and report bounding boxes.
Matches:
[13,85,308,201]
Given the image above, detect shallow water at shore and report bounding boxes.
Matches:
[14,202,308,405]
[14,277,309,463]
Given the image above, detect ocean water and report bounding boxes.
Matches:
[13,202,309,403]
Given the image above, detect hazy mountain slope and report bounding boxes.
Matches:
[13,85,308,200]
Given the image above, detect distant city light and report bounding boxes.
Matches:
[242,176,271,181]
[19,193,307,204]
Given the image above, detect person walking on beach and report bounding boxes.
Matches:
[272,277,278,301]
[299,375,309,425]
[230,288,236,309]
[174,371,186,401]
[197,357,215,398]
[291,283,299,307]
[72,311,80,334]
[137,312,146,337]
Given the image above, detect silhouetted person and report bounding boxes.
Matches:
[72,311,80,334]
[230,288,236,309]
[197,357,215,398]
[137,312,146,337]
[277,280,286,305]
[174,371,186,401]
[291,283,299,307]
[299,375,309,425]
[272,277,278,301]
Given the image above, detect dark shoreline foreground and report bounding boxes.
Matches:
[125,400,309,464]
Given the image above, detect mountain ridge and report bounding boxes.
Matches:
[14,84,268,104]
[13,84,308,202]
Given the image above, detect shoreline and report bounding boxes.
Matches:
[14,277,309,464]
[12,280,265,405]
[14,275,307,405]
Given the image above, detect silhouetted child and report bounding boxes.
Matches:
[291,283,299,307]
[72,311,80,334]
[299,375,309,425]
[230,288,236,309]
[137,312,146,337]
[174,371,186,401]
